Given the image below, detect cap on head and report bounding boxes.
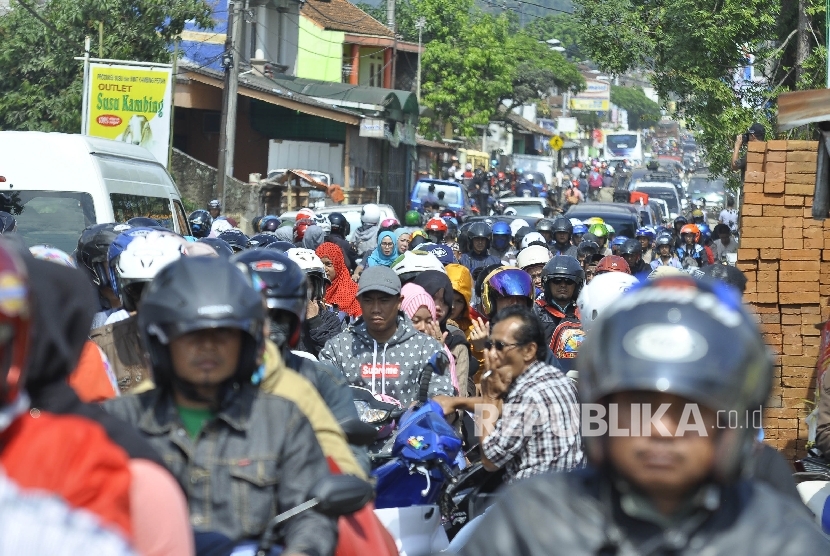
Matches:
[748,123,766,141]
[357,266,402,296]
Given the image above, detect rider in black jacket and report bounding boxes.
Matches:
[456,277,829,556]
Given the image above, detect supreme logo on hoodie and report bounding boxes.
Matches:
[360,363,401,378]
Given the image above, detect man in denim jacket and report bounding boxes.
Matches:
[106,256,335,556]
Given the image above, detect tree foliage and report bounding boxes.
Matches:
[502,32,584,109]
[575,0,779,181]
[610,85,660,130]
[0,0,213,132]
[524,14,586,61]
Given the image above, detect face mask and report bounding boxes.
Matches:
[267,317,293,348]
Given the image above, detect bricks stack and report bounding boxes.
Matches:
[736,139,820,460]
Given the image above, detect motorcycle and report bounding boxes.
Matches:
[794,449,830,535]
[352,352,465,555]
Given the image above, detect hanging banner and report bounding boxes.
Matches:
[85,62,173,167]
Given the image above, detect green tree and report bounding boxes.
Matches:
[501,32,584,109]
[0,0,213,132]
[575,0,779,182]
[524,14,586,61]
[610,85,660,130]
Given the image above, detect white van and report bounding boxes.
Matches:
[0,131,190,253]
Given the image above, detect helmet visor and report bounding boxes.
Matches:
[489,269,533,298]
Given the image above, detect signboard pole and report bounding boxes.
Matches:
[81,36,91,135]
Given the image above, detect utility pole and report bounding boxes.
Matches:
[216,0,243,207]
[415,17,426,101]
[796,0,809,86]
[387,0,397,89]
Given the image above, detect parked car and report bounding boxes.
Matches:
[496,197,547,219]
[0,131,190,253]
[279,204,397,243]
[410,179,469,218]
[564,203,640,238]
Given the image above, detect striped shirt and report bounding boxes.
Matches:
[482,361,584,483]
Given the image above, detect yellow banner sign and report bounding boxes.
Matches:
[569,98,610,112]
[85,63,172,166]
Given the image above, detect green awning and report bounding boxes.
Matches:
[250,100,347,142]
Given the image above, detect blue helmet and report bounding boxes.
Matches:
[611,235,630,248]
[492,221,511,237]
[698,223,712,239]
[573,224,588,235]
[635,226,655,240]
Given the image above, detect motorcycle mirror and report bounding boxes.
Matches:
[310,474,375,517]
[339,417,379,446]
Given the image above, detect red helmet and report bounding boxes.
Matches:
[596,255,631,275]
[680,223,701,242]
[440,209,456,219]
[425,217,448,233]
[293,218,314,242]
[0,241,31,406]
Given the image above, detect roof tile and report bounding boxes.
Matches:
[302,0,394,37]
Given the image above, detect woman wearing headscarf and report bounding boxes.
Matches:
[365,230,399,267]
[400,283,459,393]
[412,270,474,397]
[315,242,362,318]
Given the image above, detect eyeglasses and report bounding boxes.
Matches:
[484,339,524,352]
[380,241,394,247]
[550,277,576,285]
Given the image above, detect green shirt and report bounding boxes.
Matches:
[177,405,215,438]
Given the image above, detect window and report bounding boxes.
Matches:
[110,193,174,230]
[0,191,96,254]
[415,182,461,205]
[173,200,190,236]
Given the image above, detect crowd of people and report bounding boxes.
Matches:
[0,195,827,555]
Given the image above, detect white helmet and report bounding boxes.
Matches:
[517,245,551,270]
[569,218,583,227]
[520,232,547,250]
[285,247,327,281]
[576,272,639,333]
[314,214,331,233]
[114,231,187,311]
[391,250,445,277]
[286,247,329,300]
[509,219,530,236]
[362,204,381,225]
[465,162,472,171]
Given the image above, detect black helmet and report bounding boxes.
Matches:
[577,240,600,259]
[198,237,234,259]
[551,216,573,235]
[655,232,673,247]
[536,218,555,234]
[248,233,279,249]
[513,226,533,250]
[699,263,748,294]
[77,222,129,286]
[0,211,17,234]
[541,255,585,304]
[260,216,281,233]
[468,221,492,240]
[328,212,349,237]
[577,277,772,481]
[139,257,265,395]
[673,215,688,229]
[127,217,162,228]
[620,238,642,256]
[188,210,212,238]
[251,216,264,233]
[268,241,295,253]
[218,229,250,252]
[231,250,307,349]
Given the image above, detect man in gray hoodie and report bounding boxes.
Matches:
[319,266,454,405]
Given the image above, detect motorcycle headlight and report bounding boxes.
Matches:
[354,400,390,423]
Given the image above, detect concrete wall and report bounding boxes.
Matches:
[736,139,822,461]
[170,148,261,234]
[296,16,344,81]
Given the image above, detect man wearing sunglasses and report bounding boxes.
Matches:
[435,305,583,485]
[533,255,584,347]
